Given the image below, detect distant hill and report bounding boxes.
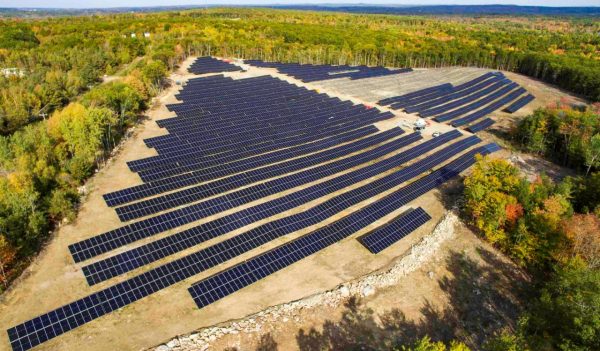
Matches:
[270,5,600,17]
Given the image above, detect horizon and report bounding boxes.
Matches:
[2,2,599,10]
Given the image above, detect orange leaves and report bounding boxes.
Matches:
[560,214,600,269]
[0,235,17,288]
[505,203,524,224]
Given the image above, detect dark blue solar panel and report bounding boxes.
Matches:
[504,94,535,113]
[244,60,412,82]
[71,131,434,264]
[465,118,495,133]
[114,128,405,221]
[377,83,453,106]
[404,73,504,113]
[450,87,526,127]
[188,56,242,74]
[359,207,431,253]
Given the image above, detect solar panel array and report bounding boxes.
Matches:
[359,207,432,254]
[188,56,243,74]
[245,59,412,82]
[7,137,498,351]
[82,131,467,285]
[377,71,533,128]
[188,143,500,308]
[7,58,503,351]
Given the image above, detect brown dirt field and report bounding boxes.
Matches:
[0,60,578,351]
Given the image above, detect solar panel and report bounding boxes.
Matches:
[377,83,453,106]
[405,74,504,114]
[358,207,431,253]
[187,143,501,309]
[188,56,243,74]
[450,87,526,127]
[244,60,412,82]
[504,94,535,113]
[465,118,495,133]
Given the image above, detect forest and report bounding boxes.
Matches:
[0,7,598,349]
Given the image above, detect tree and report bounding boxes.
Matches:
[570,173,600,214]
[584,134,600,176]
[0,235,17,289]
[142,60,168,88]
[522,260,600,351]
[463,156,521,247]
[400,336,470,351]
[83,82,143,126]
[561,214,600,269]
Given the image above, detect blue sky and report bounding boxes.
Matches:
[1,1,598,8]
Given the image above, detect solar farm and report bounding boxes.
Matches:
[5,56,537,351]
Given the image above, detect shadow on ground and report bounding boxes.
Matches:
[291,246,529,351]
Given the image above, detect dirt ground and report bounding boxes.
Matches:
[0,59,581,351]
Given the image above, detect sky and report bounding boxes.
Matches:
[0,0,598,8]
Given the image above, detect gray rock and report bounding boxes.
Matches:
[362,285,375,297]
[166,339,180,348]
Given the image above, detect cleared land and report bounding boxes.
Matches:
[0,57,581,351]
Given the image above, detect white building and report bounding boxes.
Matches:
[1,68,25,78]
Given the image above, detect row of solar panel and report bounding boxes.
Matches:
[433,82,519,122]
[465,118,495,133]
[387,72,503,111]
[125,119,388,178]
[504,94,535,113]
[143,112,388,176]
[377,83,452,106]
[138,116,373,182]
[188,56,242,74]
[376,71,533,128]
[450,87,526,127]
[188,143,500,309]
[7,137,498,351]
[404,73,504,114]
[104,126,378,207]
[76,130,444,263]
[115,128,406,221]
[146,106,385,154]
[359,207,432,254]
[127,76,394,175]
[82,131,468,285]
[162,94,341,132]
[418,78,511,118]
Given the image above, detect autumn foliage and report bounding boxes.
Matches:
[463,156,582,268]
